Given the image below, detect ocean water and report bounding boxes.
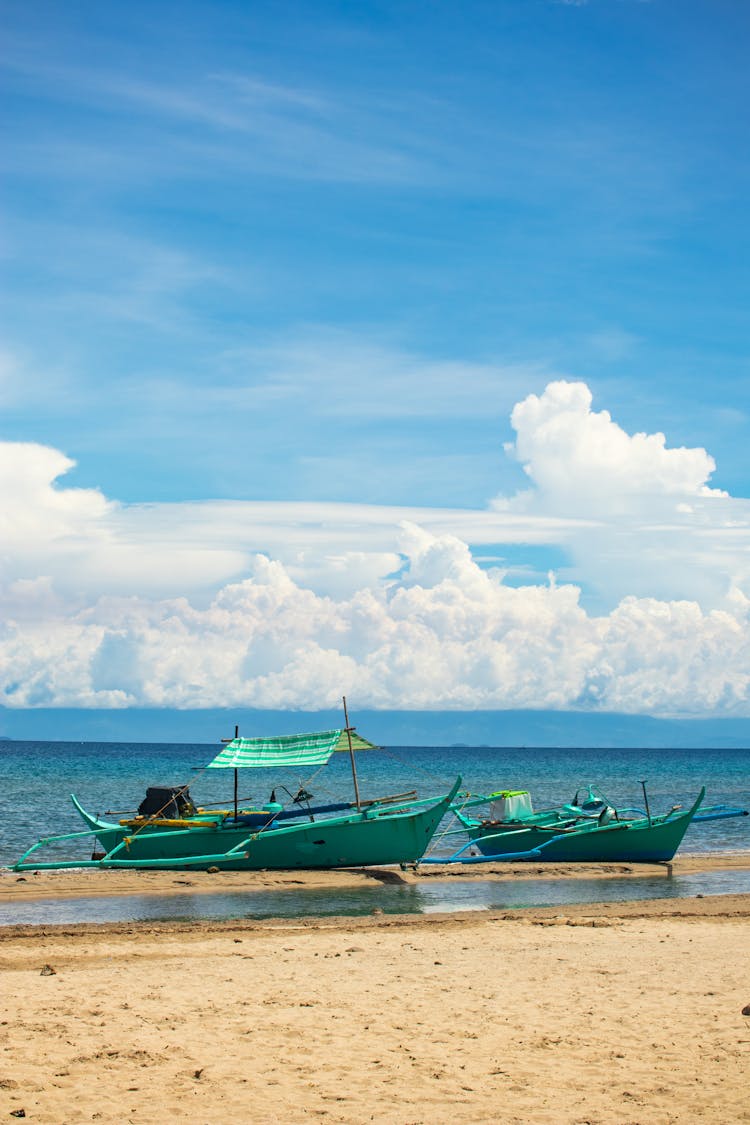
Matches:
[1,739,748,869]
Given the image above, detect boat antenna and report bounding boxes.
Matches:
[342,695,362,811]
[640,779,652,826]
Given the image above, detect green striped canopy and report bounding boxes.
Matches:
[206,729,379,770]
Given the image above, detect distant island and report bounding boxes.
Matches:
[1,706,749,748]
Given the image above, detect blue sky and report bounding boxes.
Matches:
[2,0,750,717]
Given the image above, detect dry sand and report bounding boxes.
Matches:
[1,857,749,1124]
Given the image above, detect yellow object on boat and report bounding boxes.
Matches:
[119,817,221,829]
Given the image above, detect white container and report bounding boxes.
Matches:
[489,790,533,822]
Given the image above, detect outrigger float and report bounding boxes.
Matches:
[14,702,461,873]
[422,783,748,866]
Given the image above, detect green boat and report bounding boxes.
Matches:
[14,715,461,872]
[443,785,707,863]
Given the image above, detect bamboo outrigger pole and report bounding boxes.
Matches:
[342,695,362,811]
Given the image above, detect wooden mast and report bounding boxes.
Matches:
[221,724,241,820]
[342,696,361,811]
[233,725,239,819]
[640,779,652,826]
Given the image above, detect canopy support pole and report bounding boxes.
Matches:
[233,725,239,819]
[220,724,241,819]
[342,696,361,811]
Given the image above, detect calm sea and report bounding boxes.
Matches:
[1,739,748,868]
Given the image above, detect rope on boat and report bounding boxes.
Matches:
[373,743,456,789]
[420,789,475,861]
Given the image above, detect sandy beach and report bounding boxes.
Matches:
[1,857,749,1124]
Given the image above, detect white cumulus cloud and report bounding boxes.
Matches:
[506,380,725,514]
[1,380,750,715]
[1,526,748,715]
[498,380,747,607]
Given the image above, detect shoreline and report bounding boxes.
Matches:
[2,849,749,907]
[2,889,750,941]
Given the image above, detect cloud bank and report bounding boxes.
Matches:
[2,381,749,715]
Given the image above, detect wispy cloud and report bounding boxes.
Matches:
[213,330,545,420]
[2,15,681,205]
[2,45,441,187]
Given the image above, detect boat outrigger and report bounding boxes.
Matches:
[14,704,461,873]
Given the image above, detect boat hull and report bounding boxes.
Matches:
[464,790,704,863]
[56,783,461,871]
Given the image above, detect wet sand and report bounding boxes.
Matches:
[3,850,749,903]
[1,858,749,1123]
